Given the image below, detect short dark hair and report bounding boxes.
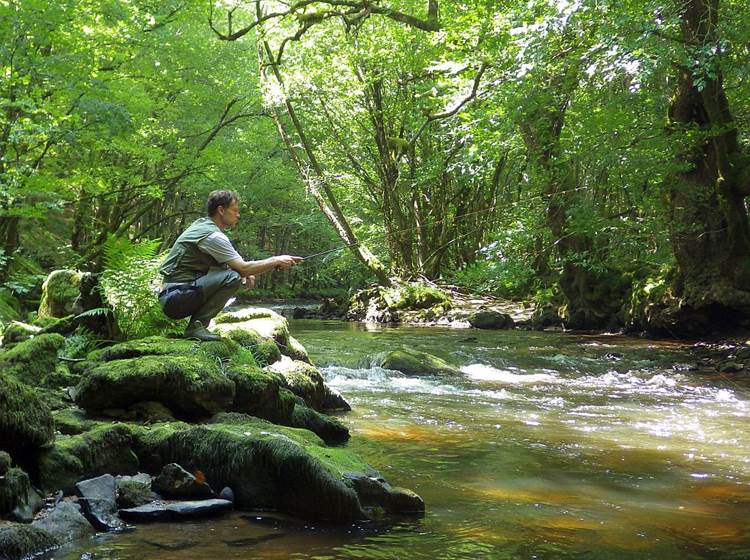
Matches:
[207,190,239,216]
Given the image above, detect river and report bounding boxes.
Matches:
[50,321,750,559]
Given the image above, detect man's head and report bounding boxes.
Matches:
[207,190,240,230]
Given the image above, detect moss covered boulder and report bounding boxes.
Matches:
[0,333,65,386]
[0,467,43,522]
[379,348,461,376]
[0,322,41,348]
[0,524,59,560]
[37,424,139,494]
[468,310,514,329]
[38,269,84,319]
[0,373,55,457]
[214,308,290,359]
[74,354,235,419]
[132,417,420,521]
[221,328,281,366]
[267,357,349,412]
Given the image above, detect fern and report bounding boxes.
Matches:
[75,307,112,319]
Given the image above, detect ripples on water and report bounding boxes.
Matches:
[52,322,750,559]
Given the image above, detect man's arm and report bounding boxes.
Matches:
[226,255,303,277]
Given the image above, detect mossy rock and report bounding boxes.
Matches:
[0,373,55,457]
[268,358,327,411]
[283,335,310,363]
[0,321,41,348]
[74,354,235,419]
[53,408,93,436]
[221,328,281,366]
[0,524,59,560]
[382,283,452,311]
[36,314,77,335]
[290,404,349,445]
[0,468,32,518]
[214,308,290,348]
[0,451,11,475]
[379,348,461,376]
[37,423,139,493]
[468,310,514,329]
[86,336,199,363]
[132,419,376,521]
[38,270,84,319]
[225,363,294,423]
[0,333,65,386]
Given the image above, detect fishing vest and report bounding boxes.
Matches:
[158,218,223,283]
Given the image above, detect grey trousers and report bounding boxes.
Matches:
[190,267,242,325]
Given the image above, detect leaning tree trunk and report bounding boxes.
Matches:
[663,0,750,329]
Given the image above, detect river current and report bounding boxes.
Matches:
[51,320,750,559]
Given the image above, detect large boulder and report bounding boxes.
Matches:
[0,524,59,560]
[132,417,421,522]
[75,474,125,532]
[0,373,55,457]
[213,308,290,365]
[38,269,84,319]
[37,424,139,494]
[74,354,235,419]
[0,333,66,386]
[378,349,461,376]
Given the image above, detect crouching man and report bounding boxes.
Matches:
[158,190,302,341]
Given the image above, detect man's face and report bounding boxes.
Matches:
[220,198,240,229]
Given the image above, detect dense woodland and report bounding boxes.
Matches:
[1,0,750,335]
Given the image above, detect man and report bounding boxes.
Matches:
[158,190,302,341]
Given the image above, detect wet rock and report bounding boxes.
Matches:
[290,404,350,445]
[468,310,514,330]
[218,486,234,503]
[0,467,44,522]
[32,500,96,544]
[75,474,125,532]
[343,472,425,515]
[0,523,59,560]
[119,498,232,521]
[267,357,328,411]
[322,386,351,412]
[38,424,139,494]
[718,361,744,373]
[283,336,311,364]
[152,464,215,500]
[379,348,461,376]
[605,352,624,361]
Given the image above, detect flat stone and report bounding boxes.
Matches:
[118,499,232,521]
[75,474,125,532]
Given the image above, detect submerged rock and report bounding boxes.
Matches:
[119,498,232,521]
[378,349,461,376]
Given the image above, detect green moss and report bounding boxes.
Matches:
[379,348,461,376]
[0,321,41,347]
[0,333,65,386]
[225,364,293,423]
[223,328,281,366]
[52,408,92,436]
[38,269,83,319]
[0,373,55,455]
[0,524,59,559]
[37,423,138,493]
[215,308,277,323]
[0,451,11,475]
[75,354,235,419]
[290,404,350,445]
[88,336,198,362]
[132,420,366,521]
[382,283,452,311]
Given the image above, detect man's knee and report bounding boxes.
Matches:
[225,270,241,288]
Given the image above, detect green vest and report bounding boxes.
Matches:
[158,218,223,283]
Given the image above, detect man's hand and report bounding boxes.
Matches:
[274,255,304,269]
[241,275,256,288]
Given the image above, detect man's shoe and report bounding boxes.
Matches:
[185,321,221,342]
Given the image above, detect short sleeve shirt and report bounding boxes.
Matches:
[197,231,241,264]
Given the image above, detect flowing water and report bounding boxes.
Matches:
[50,321,750,559]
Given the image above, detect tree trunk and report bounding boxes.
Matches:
[664,0,750,326]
